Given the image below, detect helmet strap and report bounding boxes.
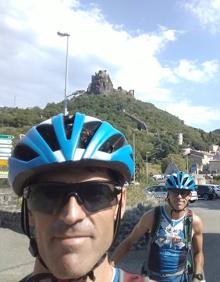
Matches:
[112,190,123,243]
[21,198,31,237]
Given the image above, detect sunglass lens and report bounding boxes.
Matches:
[182,190,190,196]
[169,189,190,197]
[28,184,63,214]
[79,183,117,212]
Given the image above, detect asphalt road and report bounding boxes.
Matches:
[0,199,220,282]
[0,229,34,281]
[189,198,220,282]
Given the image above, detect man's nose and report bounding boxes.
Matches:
[60,195,87,225]
[176,192,183,198]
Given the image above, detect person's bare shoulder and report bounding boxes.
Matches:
[192,212,204,234]
[139,207,157,233]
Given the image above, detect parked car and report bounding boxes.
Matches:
[152,174,165,181]
[145,184,167,200]
[210,185,220,198]
[145,185,198,203]
[189,190,198,203]
[196,184,216,200]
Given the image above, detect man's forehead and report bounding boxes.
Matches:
[36,167,114,183]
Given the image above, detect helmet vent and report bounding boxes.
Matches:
[99,134,127,153]
[79,121,101,149]
[12,144,39,161]
[64,115,75,139]
[173,175,178,185]
[167,178,173,186]
[36,124,60,151]
[187,180,194,187]
[182,177,187,186]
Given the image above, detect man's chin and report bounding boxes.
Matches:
[174,202,187,211]
[48,252,97,278]
[48,258,90,280]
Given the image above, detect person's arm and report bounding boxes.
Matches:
[192,213,205,281]
[111,209,154,265]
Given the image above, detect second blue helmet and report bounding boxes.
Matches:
[165,171,196,191]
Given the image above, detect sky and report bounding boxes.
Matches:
[1,0,220,132]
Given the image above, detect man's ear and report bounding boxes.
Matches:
[28,209,35,227]
[28,209,37,239]
[189,192,192,199]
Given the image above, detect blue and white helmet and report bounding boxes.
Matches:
[165,171,196,191]
[9,112,134,196]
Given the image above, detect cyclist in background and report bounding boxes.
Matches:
[112,171,205,282]
[8,112,148,282]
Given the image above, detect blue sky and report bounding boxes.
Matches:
[1,0,220,132]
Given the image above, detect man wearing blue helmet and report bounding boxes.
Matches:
[8,112,147,282]
[112,171,205,282]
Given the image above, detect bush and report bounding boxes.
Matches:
[126,183,157,207]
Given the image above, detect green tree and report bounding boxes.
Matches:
[161,154,186,173]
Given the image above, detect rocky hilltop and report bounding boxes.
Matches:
[86,70,134,97]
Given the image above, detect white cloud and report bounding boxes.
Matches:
[162,100,220,131]
[174,59,219,82]
[182,0,220,33]
[0,0,179,109]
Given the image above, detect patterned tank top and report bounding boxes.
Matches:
[148,206,188,274]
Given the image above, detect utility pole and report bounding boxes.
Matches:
[146,153,149,185]
[57,31,70,115]
[133,133,136,183]
[186,154,189,173]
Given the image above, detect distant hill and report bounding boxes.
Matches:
[212,129,220,135]
[1,70,220,180]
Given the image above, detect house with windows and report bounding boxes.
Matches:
[182,145,220,175]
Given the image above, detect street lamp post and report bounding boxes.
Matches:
[57,31,70,115]
[133,133,136,183]
[146,153,148,184]
[145,152,150,185]
[186,154,189,173]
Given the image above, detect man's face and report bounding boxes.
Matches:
[28,168,126,279]
[167,189,191,211]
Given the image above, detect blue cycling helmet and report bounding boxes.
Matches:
[165,171,196,191]
[9,112,134,196]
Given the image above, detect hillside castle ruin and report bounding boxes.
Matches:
[73,70,135,97]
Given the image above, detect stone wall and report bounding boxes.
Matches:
[0,188,20,212]
[0,188,22,233]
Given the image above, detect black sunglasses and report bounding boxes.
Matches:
[24,182,121,214]
[168,189,191,197]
